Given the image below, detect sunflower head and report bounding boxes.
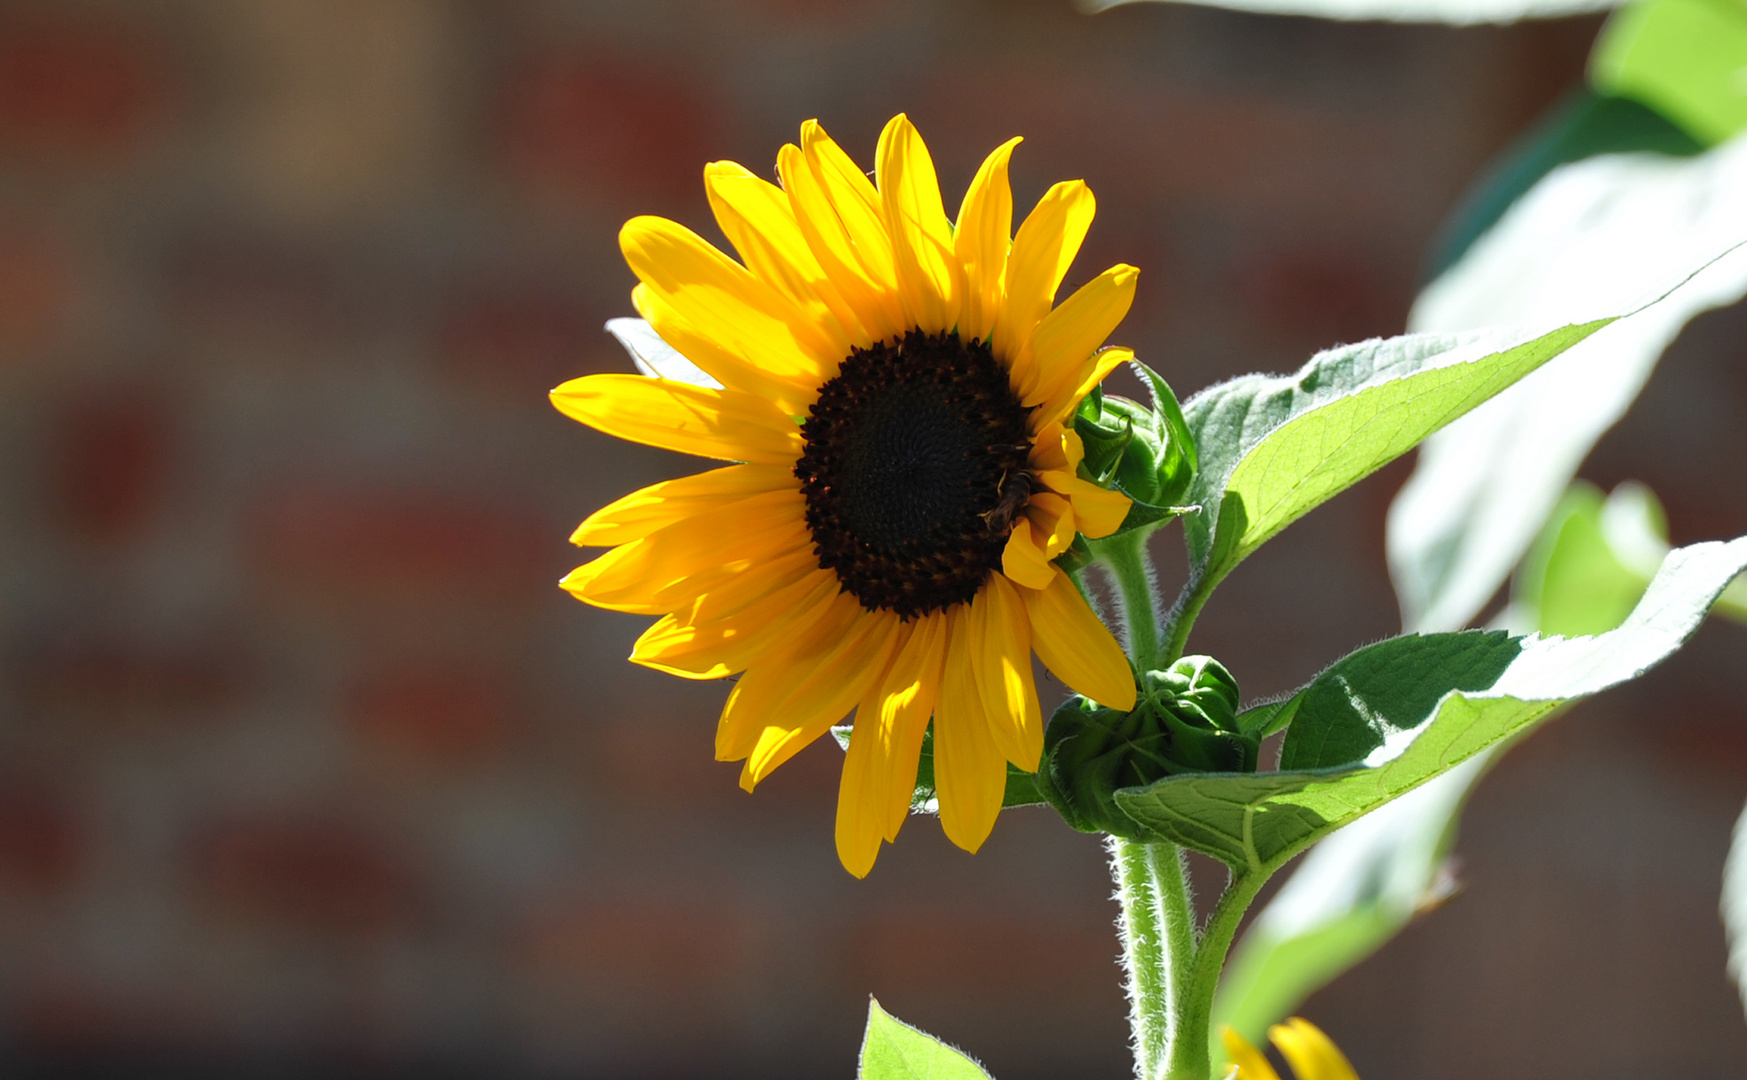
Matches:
[553,114,1151,875]
[1222,1019,1360,1080]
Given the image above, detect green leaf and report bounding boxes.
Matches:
[1592,0,1747,146]
[1211,756,1481,1058]
[1512,482,1653,636]
[1114,536,1747,871]
[859,998,994,1080]
[1181,320,1611,594]
[1425,90,1703,281]
[1722,800,1747,1022]
[1079,0,1621,26]
[1391,140,1747,634]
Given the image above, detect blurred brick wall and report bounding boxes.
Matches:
[0,1,1743,1078]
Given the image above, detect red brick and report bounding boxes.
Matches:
[496,48,716,204]
[437,286,595,393]
[1233,249,1405,349]
[515,898,746,993]
[15,630,243,726]
[347,661,517,765]
[192,814,415,935]
[0,224,72,349]
[247,484,554,602]
[46,389,173,544]
[0,786,82,893]
[0,18,170,160]
[843,908,1112,998]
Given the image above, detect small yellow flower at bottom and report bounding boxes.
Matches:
[1221,1019,1359,1080]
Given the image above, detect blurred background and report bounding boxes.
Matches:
[1,0,1744,1076]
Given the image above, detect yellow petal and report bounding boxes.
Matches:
[836,615,944,876]
[973,575,1043,771]
[703,161,869,350]
[1223,1026,1284,1080]
[571,463,794,547]
[779,141,905,345]
[1020,264,1138,407]
[1000,520,1056,590]
[1270,1019,1359,1080]
[632,284,819,416]
[993,180,1095,374]
[1025,491,1077,558]
[550,373,802,465]
[876,114,959,334]
[561,490,808,613]
[730,604,902,787]
[796,120,908,338]
[620,214,837,382]
[1039,468,1132,539]
[933,605,1008,853]
[1018,569,1135,710]
[954,136,1021,345]
[1033,345,1135,434]
[631,568,839,679]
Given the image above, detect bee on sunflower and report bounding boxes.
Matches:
[553,114,1142,876]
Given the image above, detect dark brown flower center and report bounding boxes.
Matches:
[795,330,1034,619]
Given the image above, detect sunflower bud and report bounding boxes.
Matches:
[1073,359,1196,517]
[1036,656,1258,838]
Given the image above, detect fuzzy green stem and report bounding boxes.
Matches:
[1110,837,1203,1080]
[1098,530,1164,672]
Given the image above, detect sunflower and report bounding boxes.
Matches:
[552,114,1140,876]
[1223,1020,1360,1080]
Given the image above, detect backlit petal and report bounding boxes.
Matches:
[779,141,905,344]
[1040,468,1132,539]
[836,615,944,876]
[551,373,802,464]
[731,605,902,787]
[1019,569,1135,710]
[876,114,959,334]
[570,464,794,547]
[1223,1027,1284,1080]
[1001,520,1056,590]
[933,605,1008,853]
[972,575,1043,771]
[1270,1019,1359,1080]
[1020,264,1138,407]
[561,490,808,613]
[1033,345,1135,433]
[631,568,839,679]
[621,214,838,381]
[993,180,1095,374]
[954,136,1021,344]
[704,161,868,350]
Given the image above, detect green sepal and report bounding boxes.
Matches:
[1035,656,1259,839]
[859,998,994,1080]
[1073,359,1198,538]
[831,723,1046,813]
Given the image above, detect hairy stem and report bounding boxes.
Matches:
[1110,838,1204,1080]
[1098,529,1164,672]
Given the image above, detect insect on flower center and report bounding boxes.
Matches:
[795,330,1034,619]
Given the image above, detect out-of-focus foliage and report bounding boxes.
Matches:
[1081,0,1617,26]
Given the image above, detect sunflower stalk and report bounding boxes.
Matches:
[1095,528,1165,671]
[1101,525,1271,1080]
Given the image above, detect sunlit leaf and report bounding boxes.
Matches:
[1114,536,1747,870]
[1389,135,1747,633]
[1591,0,1747,146]
[1210,756,1482,1058]
[1181,320,1610,596]
[859,998,994,1080]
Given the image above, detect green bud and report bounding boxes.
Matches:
[1036,656,1259,838]
[1072,359,1197,520]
